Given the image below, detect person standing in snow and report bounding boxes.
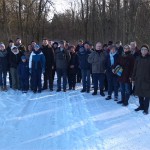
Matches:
[18,56,29,93]
[0,43,8,91]
[114,45,135,106]
[105,45,119,101]
[132,44,150,115]
[29,44,45,93]
[15,38,26,56]
[88,42,106,96]
[9,46,22,90]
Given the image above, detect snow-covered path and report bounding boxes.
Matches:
[0,85,150,150]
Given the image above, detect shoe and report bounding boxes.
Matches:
[63,89,66,92]
[114,97,118,101]
[117,100,123,104]
[134,107,144,112]
[56,89,61,92]
[72,87,75,90]
[81,89,86,93]
[50,88,53,91]
[122,103,128,106]
[87,89,90,93]
[68,87,72,90]
[100,91,105,97]
[42,87,47,90]
[38,90,41,93]
[105,96,111,100]
[92,92,97,95]
[33,90,37,93]
[143,110,149,115]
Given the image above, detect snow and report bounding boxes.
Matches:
[0,83,150,150]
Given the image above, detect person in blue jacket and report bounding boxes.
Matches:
[18,56,29,93]
[29,44,45,93]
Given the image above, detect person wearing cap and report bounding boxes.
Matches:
[41,38,55,91]
[116,41,123,56]
[88,42,106,96]
[105,44,119,101]
[9,46,22,90]
[55,40,71,92]
[132,44,150,115]
[114,44,135,106]
[29,44,45,93]
[6,40,14,88]
[0,43,8,91]
[18,56,29,93]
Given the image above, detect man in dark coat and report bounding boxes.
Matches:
[132,44,150,115]
[41,39,55,91]
[55,40,71,92]
[15,38,26,56]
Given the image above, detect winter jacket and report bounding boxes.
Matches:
[41,45,55,70]
[132,54,150,98]
[78,47,92,70]
[29,49,46,72]
[18,62,29,79]
[9,49,22,69]
[0,50,8,72]
[114,52,135,83]
[88,50,106,73]
[106,52,119,76]
[55,47,71,69]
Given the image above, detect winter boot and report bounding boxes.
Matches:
[105,96,111,100]
[100,89,105,97]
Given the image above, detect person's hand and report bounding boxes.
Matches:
[70,65,74,68]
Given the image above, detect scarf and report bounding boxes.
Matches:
[110,51,117,65]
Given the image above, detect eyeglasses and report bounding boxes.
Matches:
[141,48,148,51]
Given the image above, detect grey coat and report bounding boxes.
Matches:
[132,55,150,98]
[88,50,107,74]
[55,48,71,69]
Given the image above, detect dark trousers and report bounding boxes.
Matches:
[68,69,77,89]
[32,70,42,91]
[93,73,105,92]
[120,82,131,104]
[43,69,53,89]
[20,78,29,91]
[139,97,150,111]
[56,68,67,90]
[81,69,91,90]
[77,68,82,83]
[107,74,118,97]
[0,70,7,87]
[8,70,12,88]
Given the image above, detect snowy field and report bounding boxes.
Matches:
[0,82,150,150]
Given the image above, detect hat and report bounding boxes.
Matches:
[53,42,58,46]
[11,46,18,50]
[123,45,130,49]
[9,40,14,43]
[21,56,26,60]
[0,42,5,49]
[59,40,65,45]
[34,44,40,49]
[84,41,90,45]
[79,39,83,43]
[108,41,113,46]
[141,44,149,51]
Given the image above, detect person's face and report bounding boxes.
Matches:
[22,59,26,62]
[79,42,83,46]
[43,40,48,46]
[70,47,75,53]
[116,44,120,48]
[9,42,14,47]
[110,48,116,53]
[53,44,58,48]
[31,42,36,47]
[141,47,149,56]
[13,48,18,52]
[130,42,136,50]
[124,46,130,52]
[84,44,89,49]
[16,39,21,45]
[28,45,32,51]
[0,45,5,51]
[96,43,102,50]
[60,43,65,48]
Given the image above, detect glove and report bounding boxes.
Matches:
[29,68,32,74]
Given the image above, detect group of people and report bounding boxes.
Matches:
[0,38,150,115]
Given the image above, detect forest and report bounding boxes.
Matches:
[0,0,150,45]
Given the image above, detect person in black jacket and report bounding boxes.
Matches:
[68,45,79,90]
[9,46,22,90]
[0,43,8,91]
[41,39,55,91]
[18,56,29,93]
[105,45,119,101]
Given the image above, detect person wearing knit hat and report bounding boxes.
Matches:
[132,44,150,115]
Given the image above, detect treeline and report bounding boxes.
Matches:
[1,0,150,46]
